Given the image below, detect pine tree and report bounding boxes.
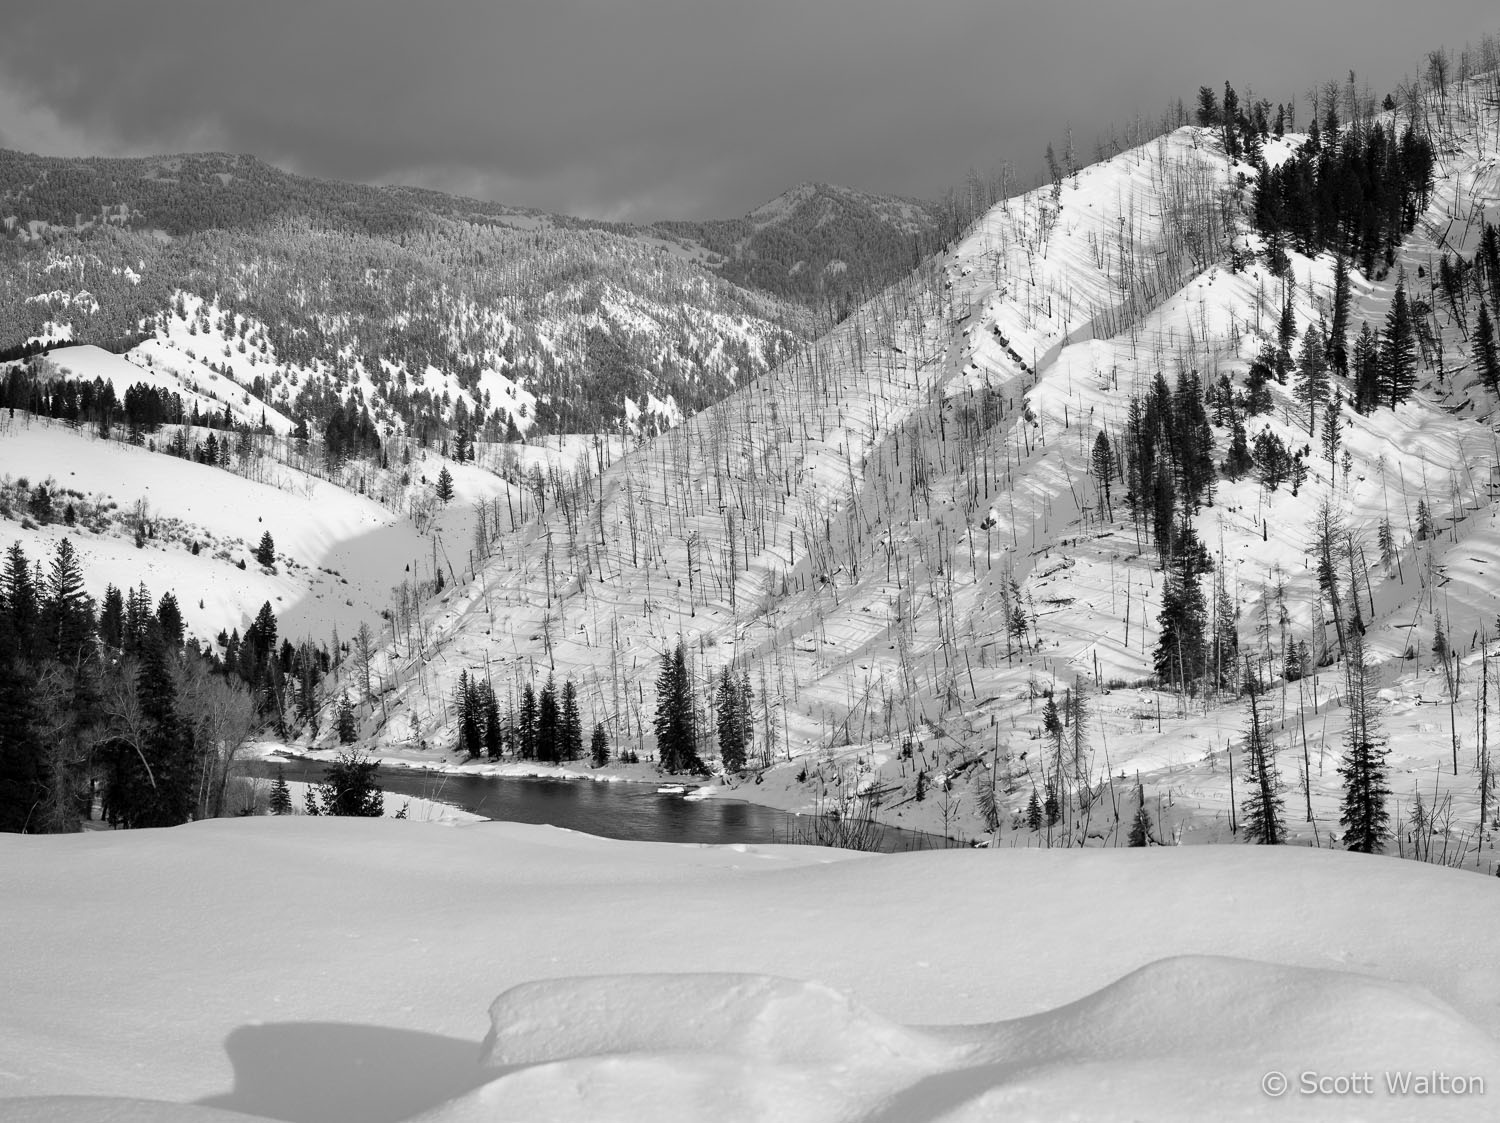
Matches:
[537,675,560,763]
[156,592,184,648]
[1128,796,1152,846]
[715,664,748,772]
[1473,304,1500,392]
[316,750,384,816]
[590,722,610,767]
[1239,663,1285,843]
[518,682,537,759]
[1380,280,1418,407]
[336,694,356,743]
[1090,431,1113,519]
[1328,255,1352,374]
[269,766,293,815]
[1294,323,1329,435]
[98,584,125,651]
[1339,632,1391,852]
[1352,321,1382,413]
[1025,789,1042,830]
[1041,693,1063,777]
[0,613,47,832]
[1210,566,1238,688]
[560,679,583,761]
[1222,420,1253,478]
[3,542,39,660]
[1415,498,1434,541]
[436,466,454,504]
[1067,675,1089,783]
[42,538,93,665]
[456,671,482,757]
[1321,391,1342,464]
[654,641,702,773]
[482,683,502,759]
[1275,297,1297,384]
[1377,517,1397,571]
[1154,518,1211,692]
[254,531,275,568]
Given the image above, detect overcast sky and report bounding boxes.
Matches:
[1,2,1495,223]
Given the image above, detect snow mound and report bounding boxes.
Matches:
[479,972,956,1069]
[431,959,1499,1122]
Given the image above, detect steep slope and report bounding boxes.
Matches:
[328,64,1500,860]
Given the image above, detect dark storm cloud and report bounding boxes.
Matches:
[1,1,1496,220]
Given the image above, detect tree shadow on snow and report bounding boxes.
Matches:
[197,1021,504,1123]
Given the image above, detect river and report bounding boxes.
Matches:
[250,759,945,852]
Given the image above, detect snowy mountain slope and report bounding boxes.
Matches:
[37,342,294,434]
[0,416,527,645]
[313,68,1500,861]
[1,822,1495,1120]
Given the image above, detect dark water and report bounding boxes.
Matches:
[248,759,942,852]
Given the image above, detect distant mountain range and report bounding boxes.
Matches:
[0,149,953,441]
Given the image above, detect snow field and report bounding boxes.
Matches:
[2,822,1498,1120]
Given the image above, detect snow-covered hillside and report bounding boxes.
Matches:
[1,820,1496,1121]
[294,67,1500,864]
[0,413,531,645]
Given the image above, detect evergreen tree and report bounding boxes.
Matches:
[1154,518,1211,692]
[560,679,583,761]
[1195,85,1220,126]
[98,584,125,651]
[1328,255,1352,375]
[1473,304,1500,392]
[156,592,184,649]
[456,670,482,758]
[42,538,94,665]
[654,641,702,773]
[436,466,455,504]
[1321,391,1342,464]
[537,675,560,763]
[1025,788,1042,830]
[315,750,384,816]
[269,766,293,815]
[1090,431,1113,519]
[1275,297,1297,384]
[1352,321,1381,413]
[1128,795,1152,847]
[0,613,47,832]
[1380,280,1418,407]
[590,722,610,767]
[1222,420,1253,479]
[1041,693,1064,777]
[336,693,356,743]
[518,682,537,759]
[109,621,194,828]
[254,531,275,568]
[1067,675,1089,783]
[3,542,39,660]
[482,683,502,759]
[715,664,748,772]
[1339,632,1391,852]
[1239,663,1285,843]
[1294,323,1329,435]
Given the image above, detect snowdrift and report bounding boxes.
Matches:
[2,819,1496,1121]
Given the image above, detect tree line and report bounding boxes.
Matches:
[0,537,262,832]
